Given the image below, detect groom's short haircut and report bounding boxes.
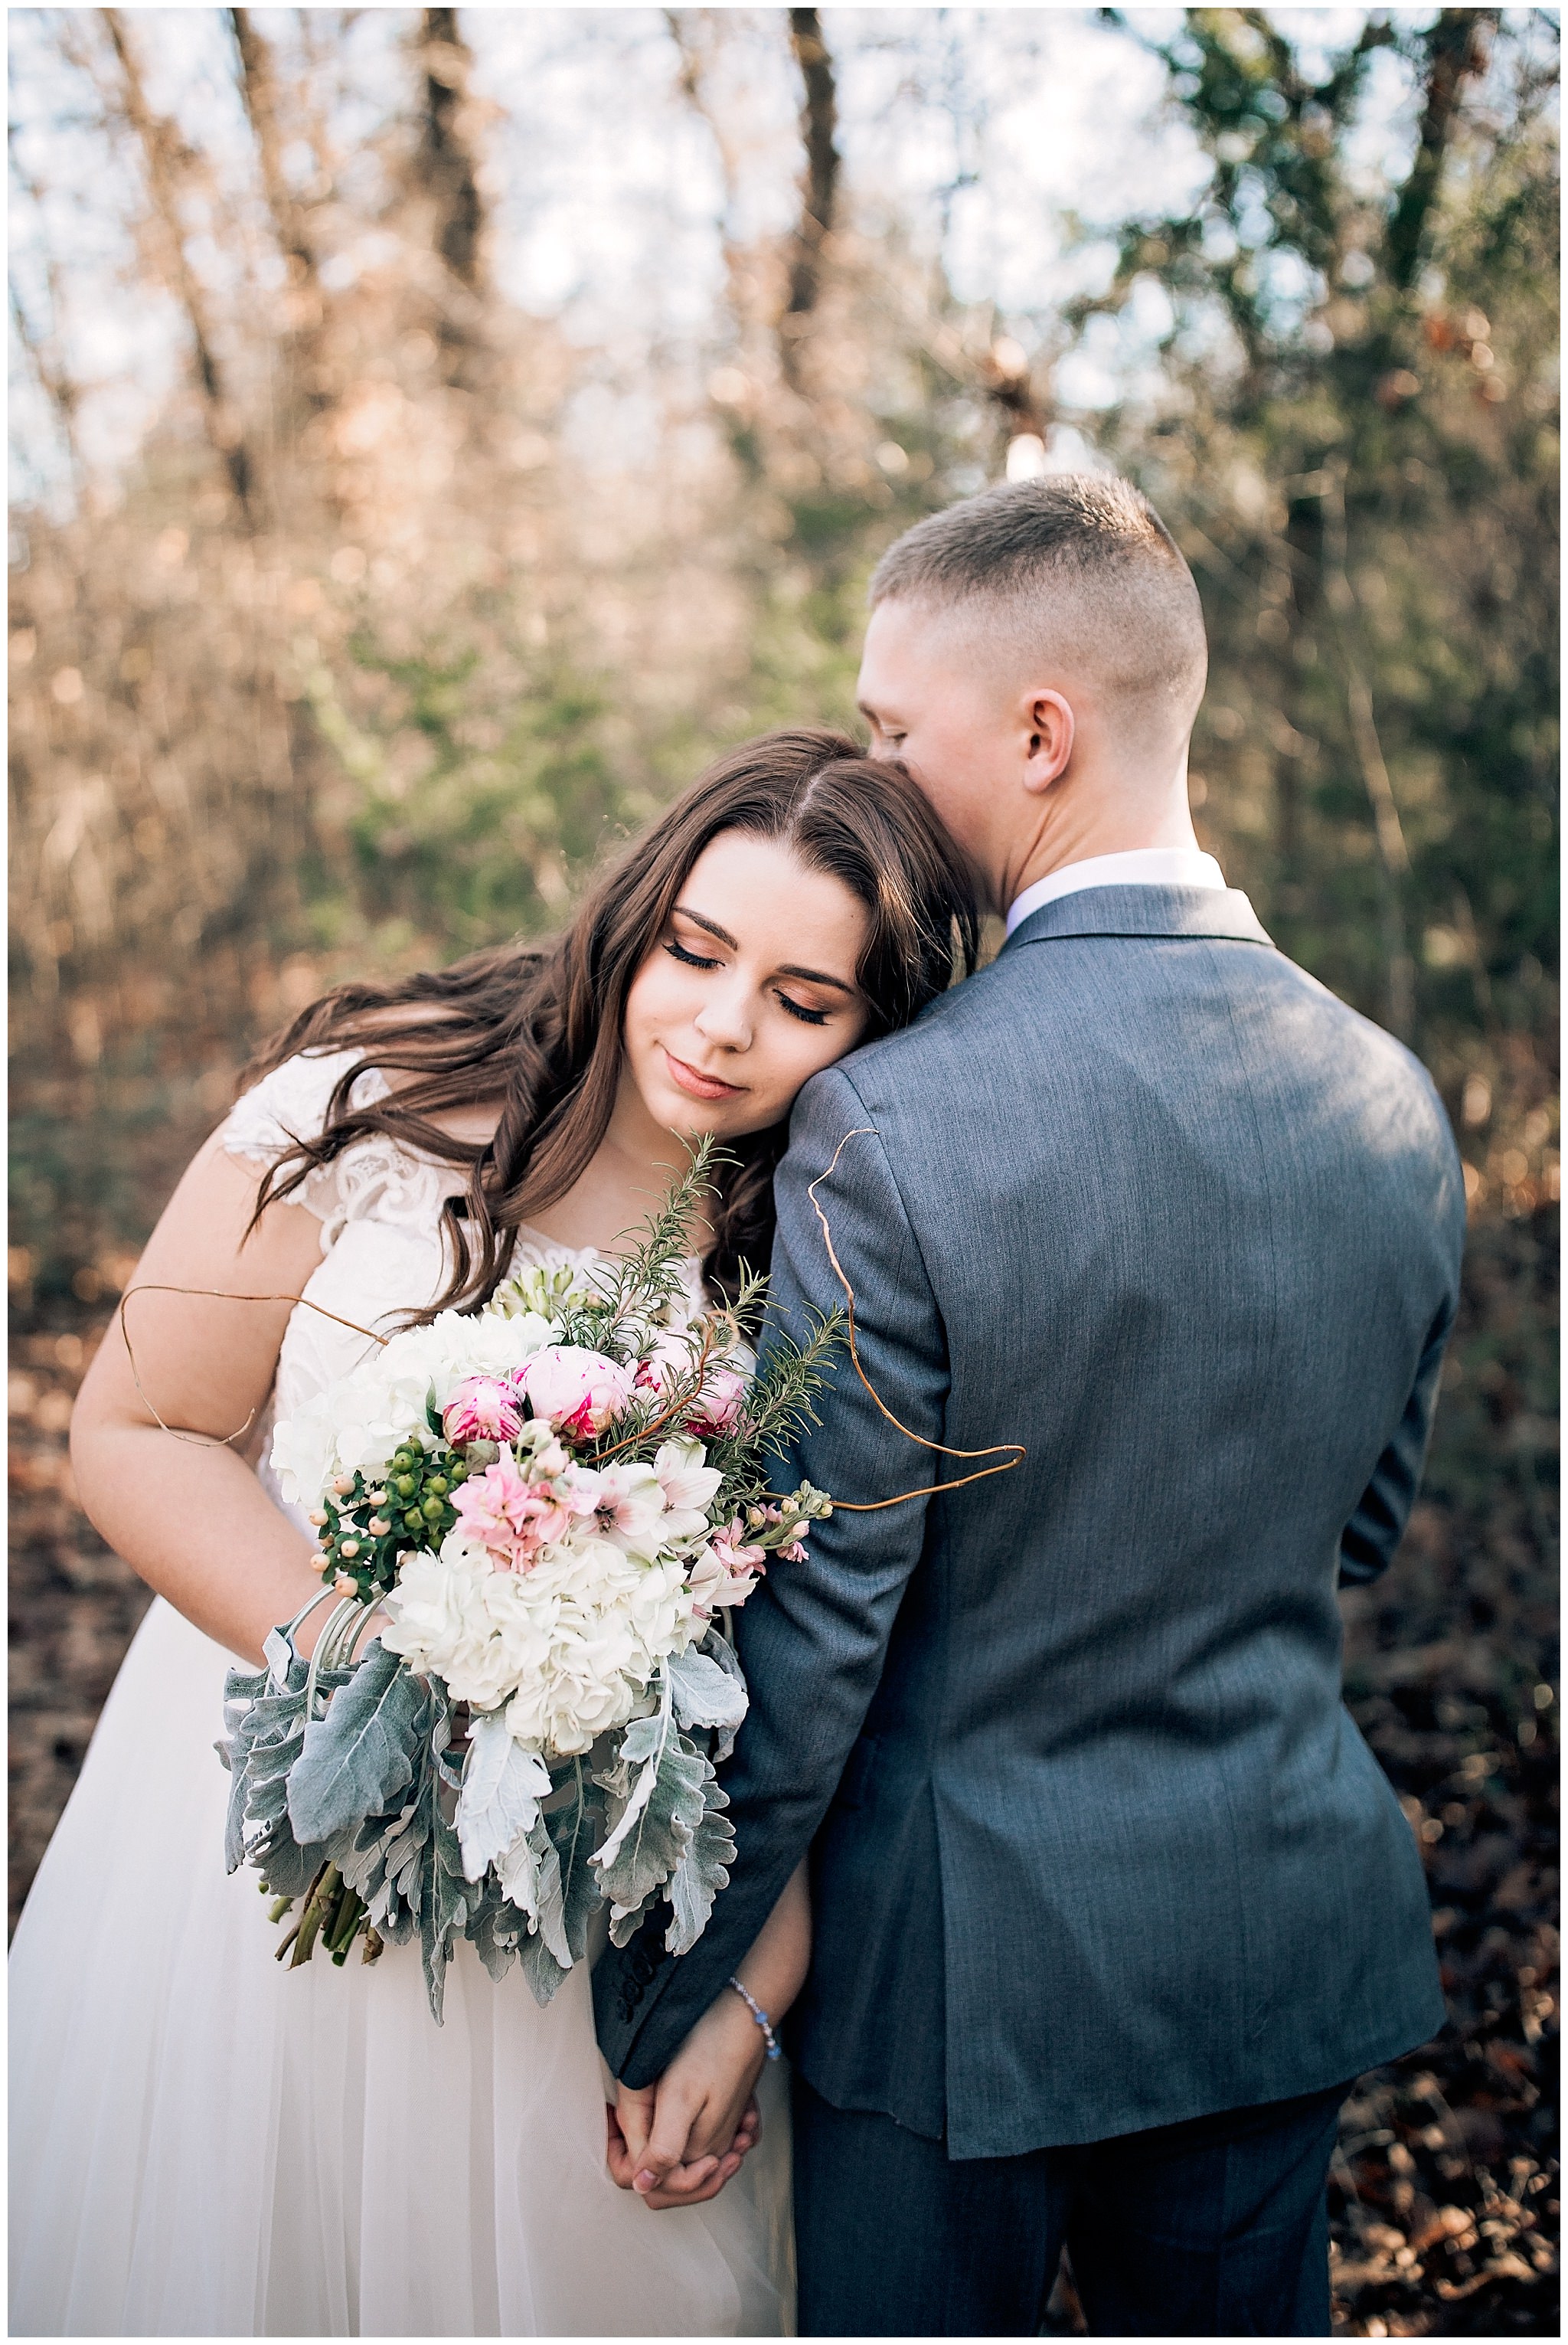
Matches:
[870,473,1207,743]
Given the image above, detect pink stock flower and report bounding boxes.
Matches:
[684,1362,748,1439]
[688,1515,768,1615]
[519,1346,635,1441]
[711,1518,766,1575]
[442,1373,525,1447]
[452,1451,593,1571]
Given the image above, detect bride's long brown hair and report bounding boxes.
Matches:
[246,728,978,1309]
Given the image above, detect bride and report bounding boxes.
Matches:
[10,728,978,2339]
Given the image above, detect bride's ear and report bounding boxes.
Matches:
[1021,690,1074,793]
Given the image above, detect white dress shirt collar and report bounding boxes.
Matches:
[1004,848,1229,937]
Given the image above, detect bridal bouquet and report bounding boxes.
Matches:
[217,1147,838,2020]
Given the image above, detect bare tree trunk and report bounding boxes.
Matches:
[102,8,258,521]
[780,6,839,384]
[1321,467,1416,1042]
[1386,9,1498,291]
[413,7,485,381]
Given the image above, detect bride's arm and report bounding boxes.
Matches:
[607,1858,812,2209]
[70,1134,333,1667]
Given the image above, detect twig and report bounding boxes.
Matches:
[118,1284,387,1447]
[806,1131,1025,1510]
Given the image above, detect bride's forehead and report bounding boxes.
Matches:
[681,832,864,929]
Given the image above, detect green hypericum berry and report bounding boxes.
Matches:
[403,1510,425,1534]
[420,1493,445,1520]
[427,1475,449,1496]
[394,1474,417,1499]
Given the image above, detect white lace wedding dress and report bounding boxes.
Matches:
[9,1049,792,2339]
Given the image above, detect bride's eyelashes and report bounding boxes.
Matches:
[662,935,836,1028]
[665,937,720,972]
[778,994,831,1028]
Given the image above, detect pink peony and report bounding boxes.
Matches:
[632,1330,697,1395]
[684,1362,749,1439]
[452,1451,594,1571]
[443,1373,525,1447]
[518,1346,635,1441]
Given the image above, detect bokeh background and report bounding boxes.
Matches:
[8,7,1559,2333]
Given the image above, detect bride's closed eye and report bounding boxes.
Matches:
[665,933,837,1027]
[665,937,720,972]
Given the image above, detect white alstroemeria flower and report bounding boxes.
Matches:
[652,1438,724,1545]
[586,1462,668,1560]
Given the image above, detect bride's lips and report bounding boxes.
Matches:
[662,1048,745,1102]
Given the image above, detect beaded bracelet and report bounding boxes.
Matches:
[727,1975,782,2060]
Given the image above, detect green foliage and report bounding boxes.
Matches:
[1085,10,1559,1058]
[303,635,634,958]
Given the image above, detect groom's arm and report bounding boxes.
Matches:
[594,1064,946,2088]
[1337,1293,1457,1587]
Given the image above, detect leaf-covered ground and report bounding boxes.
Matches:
[10,1212,1557,2338]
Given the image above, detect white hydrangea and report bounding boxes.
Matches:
[269,1306,556,1505]
[381,1528,699,1758]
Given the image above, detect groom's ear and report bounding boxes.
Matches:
[1021,690,1075,793]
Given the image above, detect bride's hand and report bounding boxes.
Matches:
[606,2081,761,2212]
[608,1991,768,2209]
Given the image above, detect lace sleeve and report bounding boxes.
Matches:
[220,1049,391,1227]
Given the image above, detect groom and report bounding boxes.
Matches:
[596,474,1463,2335]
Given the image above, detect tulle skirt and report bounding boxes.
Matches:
[9,1598,792,2337]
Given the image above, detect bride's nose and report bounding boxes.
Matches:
[692,980,753,1053]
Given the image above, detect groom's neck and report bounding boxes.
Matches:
[995,756,1200,915]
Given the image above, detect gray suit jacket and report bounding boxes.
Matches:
[596,885,1462,2157]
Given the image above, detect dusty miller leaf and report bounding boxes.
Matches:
[664,1772,736,1955]
[420,1682,468,2023]
[287,1640,430,1847]
[456,1714,550,1883]
[595,1723,710,1923]
[694,1628,748,1763]
[544,1764,605,1965]
[667,1645,749,1737]
[592,1708,667,1875]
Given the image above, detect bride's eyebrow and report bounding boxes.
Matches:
[776,962,854,993]
[671,904,738,947]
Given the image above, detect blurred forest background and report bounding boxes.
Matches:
[8,6,1559,2333]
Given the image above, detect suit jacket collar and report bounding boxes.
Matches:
[1000,882,1274,954]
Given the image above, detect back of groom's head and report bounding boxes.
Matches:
[869,473,1207,749]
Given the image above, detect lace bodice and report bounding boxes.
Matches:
[222,1047,462,1251]
[221,1048,688,1525]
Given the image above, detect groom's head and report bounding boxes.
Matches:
[858,473,1208,912]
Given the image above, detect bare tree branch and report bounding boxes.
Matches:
[102,8,258,520]
[230,11,317,286]
[8,139,86,487]
[229,8,334,422]
[417,8,482,289]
